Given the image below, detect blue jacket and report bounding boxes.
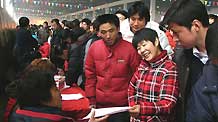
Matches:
[186,61,218,122]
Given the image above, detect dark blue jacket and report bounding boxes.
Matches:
[10,106,74,122]
[186,61,218,122]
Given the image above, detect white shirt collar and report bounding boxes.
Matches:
[193,47,208,64]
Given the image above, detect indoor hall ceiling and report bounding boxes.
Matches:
[12,0,121,19]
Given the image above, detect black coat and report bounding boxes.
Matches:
[173,48,204,122]
[14,27,40,71]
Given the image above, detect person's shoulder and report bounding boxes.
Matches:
[164,58,177,70]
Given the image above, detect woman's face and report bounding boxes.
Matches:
[137,40,161,62]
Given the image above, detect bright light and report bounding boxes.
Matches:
[5,0,17,23]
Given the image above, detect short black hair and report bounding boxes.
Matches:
[132,28,162,50]
[43,21,48,25]
[17,70,56,107]
[128,1,150,23]
[51,18,60,24]
[92,19,100,32]
[205,22,218,59]
[160,0,209,29]
[209,14,218,20]
[115,9,129,19]
[19,17,30,27]
[81,18,91,26]
[96,14,120,30]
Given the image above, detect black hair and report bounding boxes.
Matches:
[43,21,48,25]
[96,14,120,30]
[132,28,162,50]
[51,18,60,25]
[81,18,91,26]
[17,70,56,107]
[71,27,86,41]
[19,17,30,27]
[160,0,209,29]
[128,1,150,23]
[71,19,80,28]
[92,19,100,32]
[61,20,67,26]
[205,21,218,59]
[209,14,218,20]
[115,9,129,19]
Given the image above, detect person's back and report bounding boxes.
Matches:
[15,17,40,71]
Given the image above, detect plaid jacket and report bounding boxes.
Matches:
[128,51,179,122]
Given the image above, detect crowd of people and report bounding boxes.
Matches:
[0,0,218,122]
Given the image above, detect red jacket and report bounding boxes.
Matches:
[85,39,140,108]
[39,42,50,58]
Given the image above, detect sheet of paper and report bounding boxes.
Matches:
[61,93,84,100]
[83,106,131,119]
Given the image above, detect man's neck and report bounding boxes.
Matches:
[196,27,208,53]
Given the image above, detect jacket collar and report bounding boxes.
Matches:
[149,50,168,68]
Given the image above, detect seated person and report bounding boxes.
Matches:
[8,59,108,122]
[10,69,73,122]
[128,28,179,122]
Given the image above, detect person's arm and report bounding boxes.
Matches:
[128,71,138,107]
[139,65,179,115]
[85,46,97,106]
[128,69,141,118]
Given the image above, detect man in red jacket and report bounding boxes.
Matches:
[85,14,140,122]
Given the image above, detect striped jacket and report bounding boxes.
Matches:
[128,50,179,122]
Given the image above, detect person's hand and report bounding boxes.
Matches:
[88,109,109,122]
[89,105,96,109]
[129,105,140,117]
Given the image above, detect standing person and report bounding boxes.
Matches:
[160,0,209,121]
[115,9,129,22]
[186,22,218,122]
[50,18,64,69]
[85,14,140,122]
[128,28,179,122]
[80,18,92,32]
[120,1,173,56]
[14,17,41,72]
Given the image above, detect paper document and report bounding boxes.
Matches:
[83,106,131,119]
[61,93,84,100]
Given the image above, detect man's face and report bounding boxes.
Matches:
[80,22,89,31]
[99,23,119,46]
[129,13,146,33]
[51,22,58,30]
[43,23,48,28]
[169,22,197,49]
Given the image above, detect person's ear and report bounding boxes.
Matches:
[155,38,159,47]
[191,19,201,32]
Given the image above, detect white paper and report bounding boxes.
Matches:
[83,106,131,119]
[61,93,84,100]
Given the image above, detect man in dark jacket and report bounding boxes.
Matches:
[186,21,218,122]
[160,0,209,121]
[50,18,65,69]
[14,17,40,72]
